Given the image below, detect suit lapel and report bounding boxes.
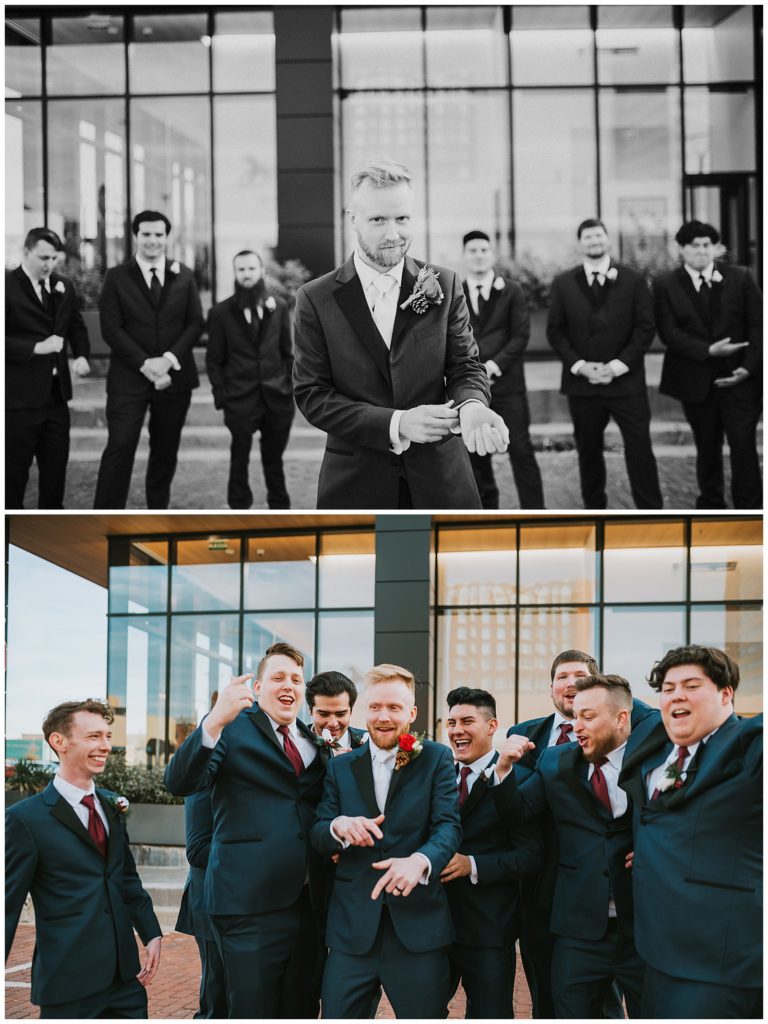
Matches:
[558,744,600,819]
[350,745,380,819]
[460,751,498,820]
[128,259,156,308]
[574,266,598,308]
[15,265,47,311]
[388,257,418,352]
[97,789,122,866]
[44,782,104,857]
[677,267,711,330]
[384,753,406,811]
[249,705,292,766]
[620,720,670,808]
[334,258,392,385]
[479,283,500,328]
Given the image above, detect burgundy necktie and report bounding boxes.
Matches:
[80,794,108,857]
[277,724,304,776]
[590,756,612,813]
[652,744,690,800]
[556,723,573,746]
[457,765,472,807]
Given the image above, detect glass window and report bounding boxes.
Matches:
[519,523,596,604]
[596,6,678,85]
[109,539,169,614]
[213,95,277,302]
[317,610,375,716]
[172,537,241,613]
[437,528,517,606]
[684,87,756,173]
[511,6,593,86]
[213,11,275,92]
[242,613,315,682]
[604,520,685,602]
[5,100,43,263]
[513,90,597,263]
[339,8,424,90]
[517,607,598,721]
[130,13,210,94]
[318,532,375,608]
[690,605,762,715]
[682,5,754,83]
[602,605,685,704]
[6,16,41,97]
[47,14,125,95]
[244,535,316,609]
[425,7,507,88]
[690,518,762,601]
[427,91,512,265]
[107,615,168,764]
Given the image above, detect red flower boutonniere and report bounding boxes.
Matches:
[400,267,443,315]
[394,732,425,771]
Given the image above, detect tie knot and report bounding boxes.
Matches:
[372,274,396,297]
[558,722,573,739]
[593,755,609,768]
[459,765,472,781]
[81,794,96,810]
[676,745,690,760]
[277,724,290,738]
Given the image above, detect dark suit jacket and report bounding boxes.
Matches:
[463,277,530,395]
[445,751,541,949]
[619,712,762,988]
[99,258,204,396]
[293,254,490,508]
[5,266,90,409]
[175,788,216,941]
[310,739,462,955]
[547,262,655,397]
[206,294,294,415]
[5,783,161,1006]
[164,705,329,916]
[654,263,762,404]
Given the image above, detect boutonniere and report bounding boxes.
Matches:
[106,794,130,816]
[656,763,696,793]
[54,280,66,294]
[711,269,723,284]
[394,731,425,771]
[400,266,443,315]
[264,296,276,312]
[493,276,505,292]
[169,261,180,275]
[313,728,342,752]
[606,267,618,282]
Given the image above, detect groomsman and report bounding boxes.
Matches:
[442,687,541,1018]
[306,670,368,751]
[654,220,762,508]
[311,664,461,1018]
[6,699,161,1018]
[619,645,762,1018]
[6,227,90,508]
[94,210,204,509]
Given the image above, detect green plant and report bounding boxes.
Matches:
[264,258,312,309]
[5,759,55,794]
[495,253,563,310]
[96,750,184,805]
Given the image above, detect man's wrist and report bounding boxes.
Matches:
[162,350,180,371]
[390,409,410,453]
[469,855,478,885]
[571,359,586,376]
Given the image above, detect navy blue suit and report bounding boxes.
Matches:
[311,739,462,1018]
[5,782,161,1017]
[620,712,762,1018]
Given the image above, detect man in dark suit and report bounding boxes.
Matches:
[495,675,647,1018]
[94,210,204,509]
[441,687,541,1018]
[164,642,329,1019]
[306,670,368,752]
[5,227,90,508]
[6,699,161,1018]
[462,230,545,509]
[653,220,762,509]
[547,218,662,509]
[310,663,461,1018]
[206,250,294,509]
[293,156,508,509]
[619,645,762,1019]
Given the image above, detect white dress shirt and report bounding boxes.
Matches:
[201,711,317,769]
[684,261,715,291]
[53,772,110,835]
[455,748,497,884]
[571,255,628,380]
[547,711,576,748]
[465,269,495,315]
[135,254,181,371]
[645,727,719,798]
[22,264,52,305]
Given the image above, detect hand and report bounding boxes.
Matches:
[578,361,612,385]
[137,936,161,987]
[332,745,353,756]
[496,735,535,777]
[71,356,90,377]
[708,337,749,358]
[440,853,472,883]
[459,403,509,455]
[625,850,634,871]
[484,360,502,382]
[140,356,172,381]
[153,373,173,391]
[399,402,459,443]
[370,854,426,900]
[714,367,750,388]
[333,813,385,847]
[205,674,255,741]
[34,334,64,355]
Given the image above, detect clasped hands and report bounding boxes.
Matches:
[141,355,173,391]
[332,814,426,899]
[577,361,618,386]
[399,401,509,455]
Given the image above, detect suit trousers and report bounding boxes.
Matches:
[94,389,192,508]
[567,393,663,509]
[469,390,545,509]
[222,402,293,509]
[682,383,762,509]
[518,902,557,1019]
[641,964,762,1019]
[193,937,228,1019]
[551,920,645,1019]
[321,907,450,1019]
[448,942,515,1019]
[40,977,148,1019]
[5,382,69,509]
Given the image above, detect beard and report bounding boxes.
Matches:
[358,234,410,269]
[368,723,408,750]
[234,278,266,308]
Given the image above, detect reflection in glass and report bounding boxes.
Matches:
[511,6,593,86]
[596,6,677,85]
[604,520,685,602]
[5,100,43,262]
[47,15,125,95]
[690,518,762,601]
[682,5,753,83]
[318,533,375,608]
[108,615,167,764]
[519,524,596,604]
[242,614,315,681]
[690,605,761,715]
[317,611,375,728]
[437,528,517,606]
[109,539,169,614]
[245,535,316,609]
[684,88,755,174]
[6,17,41,97]
[169,614,239,752]
[517,608,598,721]
[426,7,507,88]
[602,605,685,703]
[172,537,241,613]
[339,8,423,90]
[130,14,210,94]
[213,11,275,92]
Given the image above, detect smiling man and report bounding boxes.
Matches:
[6,699,162,1018]
[164,642,329,1019]
[305,670,367,752]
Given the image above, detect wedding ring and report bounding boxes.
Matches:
[394,887,403,894]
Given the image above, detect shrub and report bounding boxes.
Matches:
[98,750,184,805]
[264,257,312,308]
[5,759,55,795]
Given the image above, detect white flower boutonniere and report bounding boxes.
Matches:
[655,774,676,794]
[711,269,723,284]
[169,261,181,275]
[606,267,618,282]
[264,296,277,312]
[54,280,66,294]
[106,794,130,816]
[493,276,505,292]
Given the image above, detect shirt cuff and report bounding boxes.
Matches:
[450,397,483,434]
[201,724,217,749]
[608,359,629,377]
[494,765,512,786]
[163,350,181,372]
[571,359,585,376]
[389,410,411,453]
[486,360,502,378]
[469,855,478,885]
[330,818,350,849]
[414,851,432,885]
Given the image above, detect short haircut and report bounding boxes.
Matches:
[675,220,720,246]
[648,645,739,692]
[132,210,172,235]
[350,156,412,193]
[256,641,305,681]
[577,218,608,239]
[24,227,63,252]
[574,673,632,712]
[233,249,263,267]
[446,686,496,718]
[462,230,490,247]
[42,699,114,750]
[305,670,358,710]
[364,663,415,694]
[550,649,599,682]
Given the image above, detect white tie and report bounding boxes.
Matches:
[370,274,398,348]
[372,750,395,813]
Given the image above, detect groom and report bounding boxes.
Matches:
[293,156,509,509]
[311,664,461,1017]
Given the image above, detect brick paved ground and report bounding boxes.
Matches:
[6,924,533,1019]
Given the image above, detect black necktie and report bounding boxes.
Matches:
[698,273,711,319]
[40,283,54,316]
[149,267,162,308]
[591,272,603,298]
[476,286,486,316]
